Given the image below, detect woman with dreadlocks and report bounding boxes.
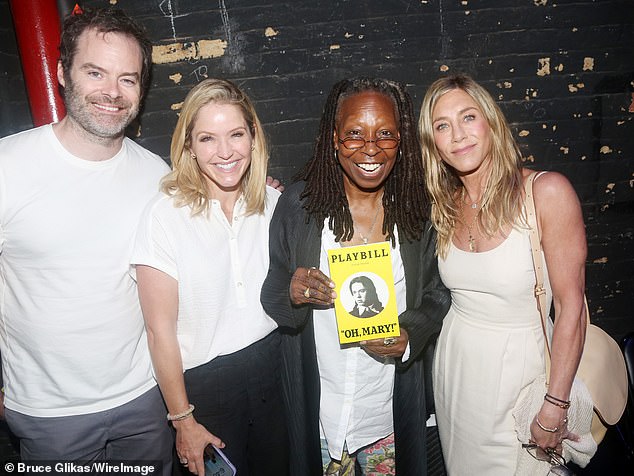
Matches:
[261,77,450,476]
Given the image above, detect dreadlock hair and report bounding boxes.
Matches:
[296,77,429,244]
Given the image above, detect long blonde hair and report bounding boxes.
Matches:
[418,74,524,258]
[162,78,269,216]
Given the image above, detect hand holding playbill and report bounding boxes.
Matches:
[361,326,409,359]
[290,265,336,306]
[327,242,400,344]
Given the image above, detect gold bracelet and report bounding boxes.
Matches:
[535,415,559,433]
[535,415,568,433]
[167,403,195,421]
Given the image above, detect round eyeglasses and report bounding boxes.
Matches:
[338,137,400,151]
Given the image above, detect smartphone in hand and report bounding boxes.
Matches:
[204,445,236,476]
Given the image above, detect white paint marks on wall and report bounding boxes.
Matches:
[159,0,188,41]
[152,40,228,64]
[219,0,232,44]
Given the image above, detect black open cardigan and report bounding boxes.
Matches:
[261,181,451,476]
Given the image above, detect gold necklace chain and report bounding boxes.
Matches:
[461,207,480,252]
[460,188,481,252]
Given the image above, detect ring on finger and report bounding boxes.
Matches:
[383,337,397,347]
[304,287,311,298]
[180,459,188,465]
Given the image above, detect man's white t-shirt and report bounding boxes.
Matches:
[0,124,169,417]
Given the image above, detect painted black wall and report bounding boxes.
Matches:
[0,0,632,336]
[0,0,32,135]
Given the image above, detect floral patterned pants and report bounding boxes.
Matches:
[321,433,395,476]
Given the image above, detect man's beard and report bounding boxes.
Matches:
[63,77,139,140]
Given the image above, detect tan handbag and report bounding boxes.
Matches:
[524,171,628,444]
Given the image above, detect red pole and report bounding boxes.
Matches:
[9,0,66,126]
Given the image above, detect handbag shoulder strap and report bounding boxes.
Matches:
[523,171,553,379]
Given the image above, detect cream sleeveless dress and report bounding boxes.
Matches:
[433,225,552,475]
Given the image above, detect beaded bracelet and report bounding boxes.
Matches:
[167,403,195,421]
[544,393,571,409]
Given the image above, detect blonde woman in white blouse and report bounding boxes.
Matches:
[132,79,288,476]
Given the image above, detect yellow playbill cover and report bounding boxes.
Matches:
[327,242,400,344]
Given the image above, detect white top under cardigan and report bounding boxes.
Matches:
[314,223,407,459]
[131,186,280,370]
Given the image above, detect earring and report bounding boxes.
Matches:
[190,153,197,160]
[251,145,255,151]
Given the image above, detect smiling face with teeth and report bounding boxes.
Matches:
[189,102,254,198]
[334,91,400,193]
[58,29,143,141]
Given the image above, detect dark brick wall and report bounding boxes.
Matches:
[1,0,632,339]
[58,0,634,336]
[0,0,633,422]
[0,0,32,135]
[0,0,633,467]
[0,1,632,333]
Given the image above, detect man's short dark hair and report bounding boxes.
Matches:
[59,7,153,97]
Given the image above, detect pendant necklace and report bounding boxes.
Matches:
[464,211,479,252]
[356,193,383,245]
[461,188,481,252]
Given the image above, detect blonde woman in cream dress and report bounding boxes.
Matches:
[418,75,587,475]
